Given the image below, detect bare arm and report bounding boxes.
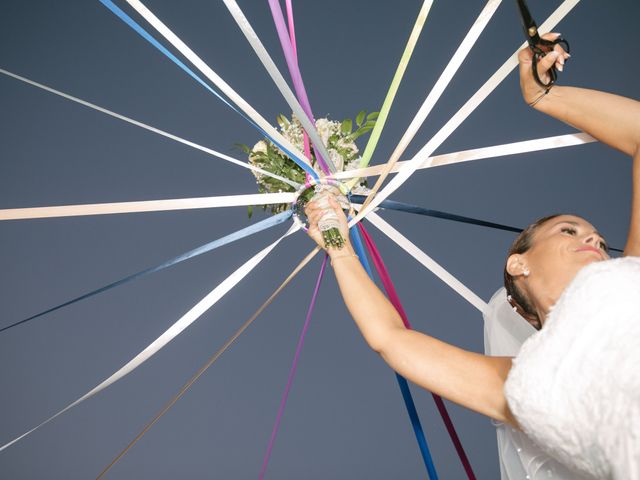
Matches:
[519,40,640,255]
[305,199,515,424]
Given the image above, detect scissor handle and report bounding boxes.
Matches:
[531,37,570,89]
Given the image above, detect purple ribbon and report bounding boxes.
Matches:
[259,254,328,479]
[267,0,331,175]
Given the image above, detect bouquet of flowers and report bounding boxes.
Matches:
[238,110,378,218]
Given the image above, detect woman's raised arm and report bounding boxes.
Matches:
[305,199,515,424]
[519,39,640,255]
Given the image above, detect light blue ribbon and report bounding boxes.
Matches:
[1,210,292,334]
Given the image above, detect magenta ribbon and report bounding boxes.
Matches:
[358,224,477,480]
[267,0,331,176]
[259,254,328,479]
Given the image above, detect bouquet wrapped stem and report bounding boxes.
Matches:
[310,186,349,250]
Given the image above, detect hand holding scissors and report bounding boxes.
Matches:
[517,0,570,89]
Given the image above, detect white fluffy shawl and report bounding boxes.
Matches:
[504,257,640,479]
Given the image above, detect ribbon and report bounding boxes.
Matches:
[262,0,334,174]
[0,211,292,334]
[350,226,439,478]
[0,224,299,454]
[352,0,580,225]
[281,0,314,186]
[96,246,320,479]
[358,224,476,479]
[354,197,623,253]
[336,132,595,180]
[365,211,487,312]
[355,0,502,206]
[0,192,296,221]
[351,196,521,233]
[103,0,317,178]
[0,67,300,189]
[258,255,328,479]
[346,0,433,189]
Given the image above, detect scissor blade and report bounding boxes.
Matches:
[517,0,538,41]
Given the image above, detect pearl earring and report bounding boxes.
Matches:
[523,268,530,277]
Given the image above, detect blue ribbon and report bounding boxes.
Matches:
[396,374,439,479]
[1,210,292,334]
[353,196,624,253]
[350,225,438,479]
[351,195,521,233]
[97,0,318,180]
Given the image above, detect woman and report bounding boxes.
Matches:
[305,38,640,479]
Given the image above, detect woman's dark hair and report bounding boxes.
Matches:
[503,214,561,330]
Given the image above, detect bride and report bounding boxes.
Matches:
[305,38,640,478]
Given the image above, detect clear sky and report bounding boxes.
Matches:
[1,1,638,478]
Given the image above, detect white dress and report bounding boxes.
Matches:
[484,289,585,479]
[504,257,640,479]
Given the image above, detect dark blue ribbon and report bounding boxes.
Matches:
[97,0,318,180]
[1,210,292,334]
[351,195,521,233]
[352,196,624,253]
[350,225,439,479]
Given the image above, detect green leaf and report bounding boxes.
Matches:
[276,114,290,129]
[356,110,366,127]
[351,126,373,140]
[341,118,353,134]
[247,205,253,218]
[363,120,377,128]
[235,143,251,154]
[367,112,380,120]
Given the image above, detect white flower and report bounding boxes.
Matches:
[252,140,268,154]
[328,148,344,171]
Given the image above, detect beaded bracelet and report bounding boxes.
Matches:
[528,85,553,107]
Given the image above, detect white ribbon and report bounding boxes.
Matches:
[0,68,300,189]
[0,223,299,453]
[335,132,595,179]
[0,192,296,221]
[124,0,311,170]
[222,0,335,173]
[352,0,580,225]
[378,0,502,177]
[365,211,487,312]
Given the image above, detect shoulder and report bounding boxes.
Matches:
[548,256,640,325]
[503,257,640,477]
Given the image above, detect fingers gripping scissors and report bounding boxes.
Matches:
[517,0,570,88]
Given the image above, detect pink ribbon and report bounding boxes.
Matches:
[267,0,331,176]
[358,224,476,480]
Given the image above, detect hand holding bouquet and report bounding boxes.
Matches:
[304,186,350,251]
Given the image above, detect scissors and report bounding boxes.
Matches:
[517,0,570,88]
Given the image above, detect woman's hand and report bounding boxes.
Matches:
[518,33,569,106]
[304,194,352,255]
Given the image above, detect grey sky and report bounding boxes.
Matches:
[1,1,638,478]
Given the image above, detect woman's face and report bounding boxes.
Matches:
[508,215,610,324]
